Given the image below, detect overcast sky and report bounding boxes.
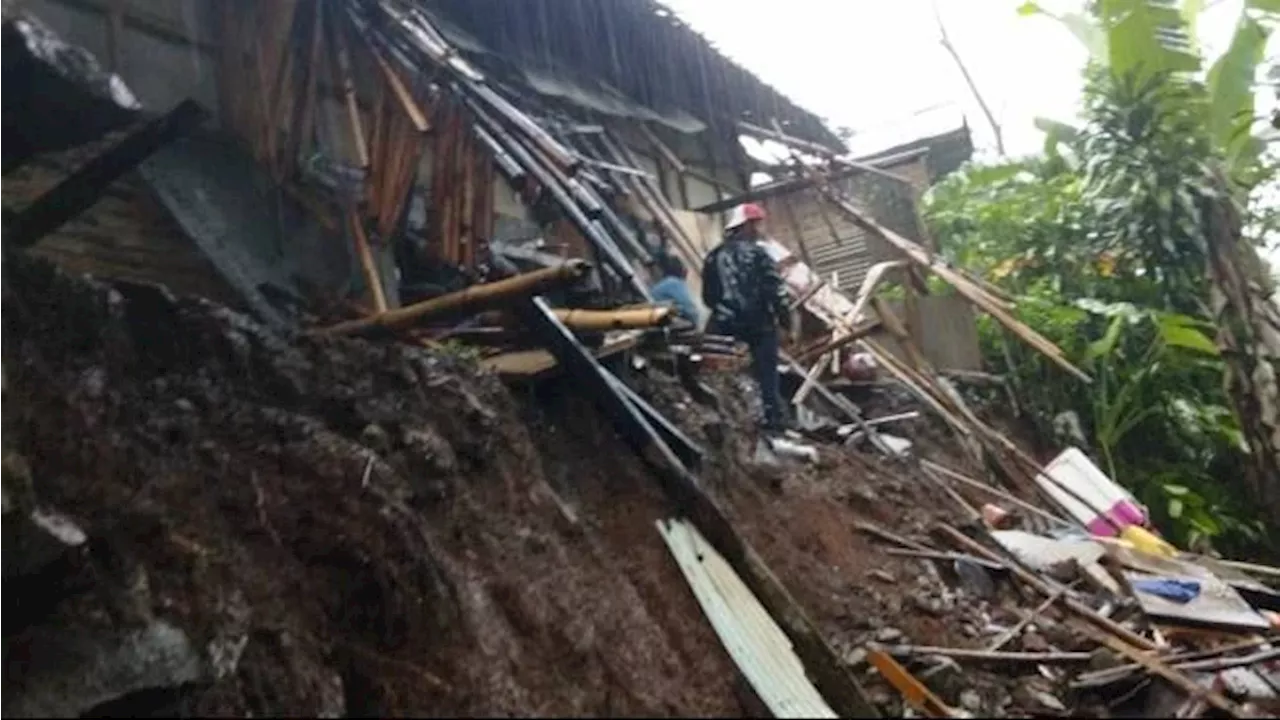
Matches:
[661,0,1264,158]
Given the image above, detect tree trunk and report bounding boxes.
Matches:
[1205,173,1280,528]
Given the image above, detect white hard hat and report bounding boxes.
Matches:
[724,202,767,231]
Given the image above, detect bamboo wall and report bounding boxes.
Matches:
[760,155,930,296]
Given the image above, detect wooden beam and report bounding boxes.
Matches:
[7,100,207,248]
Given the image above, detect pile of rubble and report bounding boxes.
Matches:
[4,0,1278,717]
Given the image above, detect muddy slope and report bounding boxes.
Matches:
[1,252,742,717]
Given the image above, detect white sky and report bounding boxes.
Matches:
[662,0,1268,156]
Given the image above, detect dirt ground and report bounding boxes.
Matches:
[3,251,1051,716]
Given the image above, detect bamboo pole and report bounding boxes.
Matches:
[553,307,674,331]
[310,261,592,337]
[349,211,388,314]
[935,524,1157,651]
[370,49,431,133]
[880,645,1092,664]
[819,186,1091,383]
[329,3,369,168]
[794,319,881,364]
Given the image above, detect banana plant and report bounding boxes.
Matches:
[1018,0,1277,179]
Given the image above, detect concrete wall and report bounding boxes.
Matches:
[26,0,220,114]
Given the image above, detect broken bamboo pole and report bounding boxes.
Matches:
[880,645,1092,665]
[818,186,1092,384]
[1070,621,1243,717]
[463,99,651,299]
[311,261,591,337]
[348,211,389,314]
[934,524,1157,651]
[368,45,430,133]
[794,319,881,365]
[553,307,674,331]
[985,583,1074,652]
[328,3,369,168]
[920,460,1074,528]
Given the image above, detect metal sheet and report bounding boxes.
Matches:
[656,517,837,719]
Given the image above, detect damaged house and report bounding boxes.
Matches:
[12,1,1239,717]
[3,0,980,385]
[15,2,1271,719]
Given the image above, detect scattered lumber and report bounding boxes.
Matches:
[309,261,591,337]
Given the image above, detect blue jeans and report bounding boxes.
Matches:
[708,318,787,431]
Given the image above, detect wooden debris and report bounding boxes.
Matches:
[1071,620,1244,717]
[815,184,1091,383]
[935,523,1158,651]
[880,644,1093,665]
[310,261,591,337]
[867,649,960,718]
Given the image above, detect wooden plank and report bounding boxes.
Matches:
[7,100,208,248]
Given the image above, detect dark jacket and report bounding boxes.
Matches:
[701,231,789,334]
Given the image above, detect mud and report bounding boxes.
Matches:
[2,252,740,717]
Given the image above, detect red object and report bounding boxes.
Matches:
[741,202,766,221]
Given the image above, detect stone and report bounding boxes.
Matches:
[843,647,868,667]
[874,626,904,643]
[959,690,983,713]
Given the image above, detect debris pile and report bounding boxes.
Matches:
[3,1,1278,718]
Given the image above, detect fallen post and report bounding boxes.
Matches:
[553,307,673,331]
[8,99,208,248]
[519,296,880,718]
[309,262,591,337]
[878,644,1093,665]
[608,371,705,473]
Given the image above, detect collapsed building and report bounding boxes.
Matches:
[4,0,1279,718]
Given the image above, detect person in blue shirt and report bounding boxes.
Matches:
[650,252,701,327]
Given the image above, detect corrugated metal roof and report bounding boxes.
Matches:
[656,517,838,719]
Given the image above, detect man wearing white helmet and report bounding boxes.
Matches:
[701,202,792,434]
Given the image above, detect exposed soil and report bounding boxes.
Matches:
[3,250,1048,717]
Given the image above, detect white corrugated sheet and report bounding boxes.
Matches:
[655,518,837,719]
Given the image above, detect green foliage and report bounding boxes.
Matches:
[922,0,1279,551]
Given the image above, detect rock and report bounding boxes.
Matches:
[1020,631,1051,653]
[843,647,868,667]
[360,423,391,453]
[874,626,904,643]
[910,595,946,617]
[1014,684,1066,712]
[953,558,996,599]
[2,619,208,717]
[959,690,983,713]
[868,569,896,584]
[1087,647,1126,672]
[174,398,196,413]
[851,486,879,506]
[400,427,457,475]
